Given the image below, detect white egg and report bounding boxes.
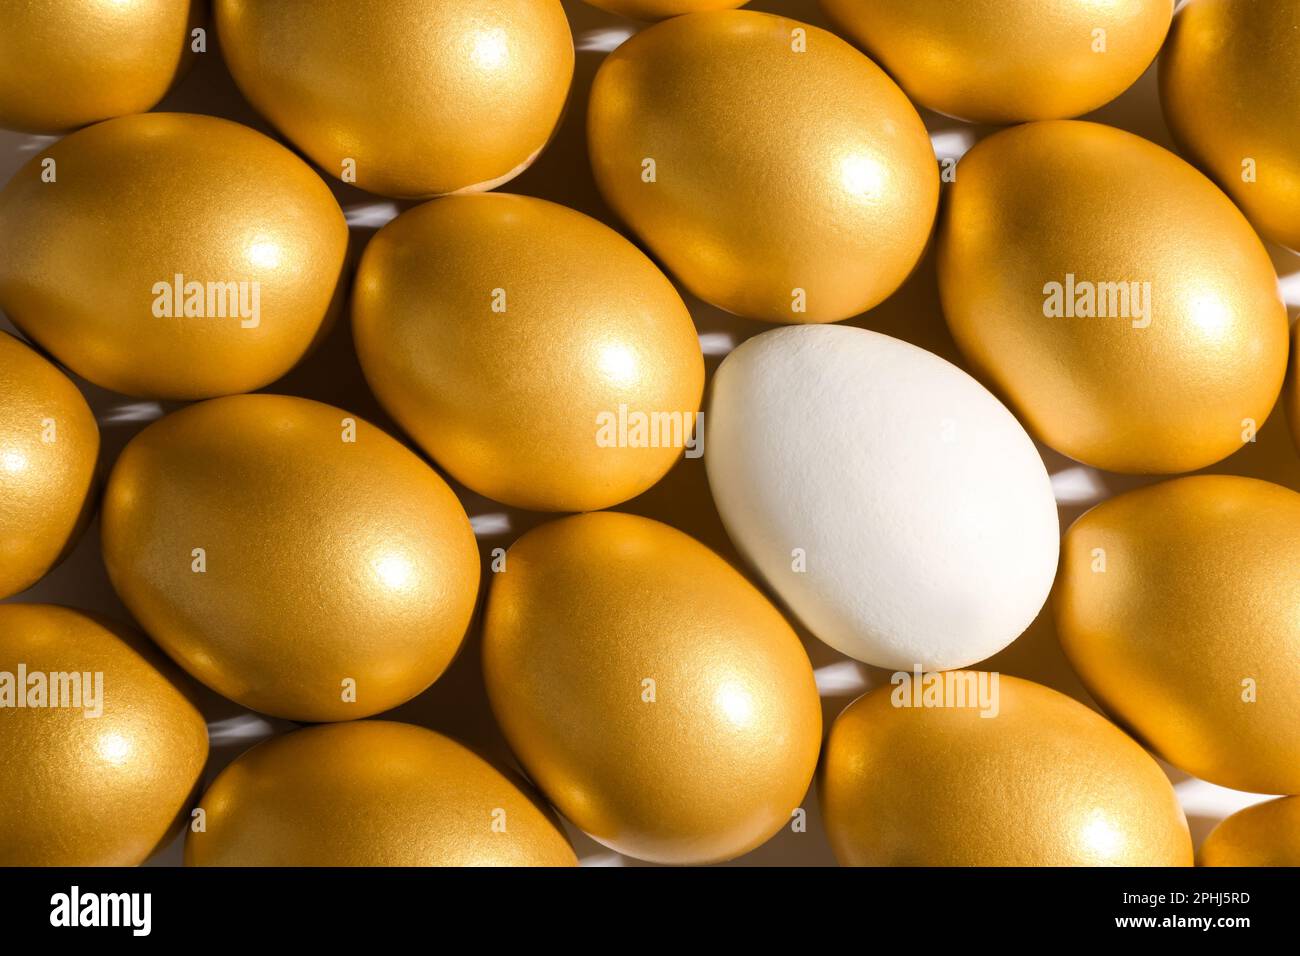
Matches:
[705,325,1060,671]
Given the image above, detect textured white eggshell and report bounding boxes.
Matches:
[705,325,1060,671]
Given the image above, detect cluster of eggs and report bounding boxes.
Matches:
[1,0,1298,868]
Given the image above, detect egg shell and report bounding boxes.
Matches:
[705,324,1059,672]
[1199,797,1300,867]
[482,511,822,865]
[101,394,481,723]
[1056,475,1300,795]
[583,0,746,19]
[352,194,704,513]
[821,674,1193,866]
[1289,320,1300,455]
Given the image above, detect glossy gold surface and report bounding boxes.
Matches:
[1199,797,1300,867]
[101,394,481,723]
[0,334,99,599]
[215,0,574,199]
[186,721,576,866]
[822,0,1172,124]
[0,604,208,866]
[353,194,704,513]
[584,0,746,20]
[821,675,1193,866]
[0,113,347,400]
[1161,0,1300,251]
[1056,475,1300,795]
[0,0,200,133]
[939,120,1288,474]
[588,10,938,323]
[482,512,822,864]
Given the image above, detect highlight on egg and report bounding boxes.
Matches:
[0,112,348,400]
[588,9,938,323]
[101,394,481,723]
[1199,797,1300,867]
[352,194,704,513]
[482,511,822,865]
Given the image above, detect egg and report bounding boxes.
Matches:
[1161,0,1300,252]
[939,120,1288,474]
[214,0,573,199]
[1199,798,1300,867]
[482,512,821,864]
[1056,475,1300,794]
[0,112,347,400]
[587,10,938,323]
[1290,320,1300,454]
[821,0,1172,125]
[821,674,1192,866]
[101,394,480,723]
[0,0,200,133]
[0,333,99,599]
[706,325,1059,672]
[583,0,746,20]
[352,194,704,513]
[0,604,208,866]
[186,721,575,866]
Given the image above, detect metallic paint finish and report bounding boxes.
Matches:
[1056,475,1300,795]
[352,194,704,513]
[482,512,822,865]
[588,10,938,323]
[939,120,1289,474]
[584,0,746,20]
[1199,797,1300,866]
[821,675,1193,866]
[101,394,481,723]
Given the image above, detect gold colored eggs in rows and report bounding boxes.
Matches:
[1056,475,1300,795]
[0,112,347,401]
[186,721,576,866]
[821,674,1192,866]
[101,394,480,723]
[353,194,704,513]
[214,0,574,199]
[483,512,821,865]
[1161,0,1300,252]
[583,0,746,20]
[588,10,938,323]
[939,120,1288,474]
[821,0,1173,125]
[0,0,200,133]
[1200,798,1300,867]
[0,333,99,599]
[0,604,208,866]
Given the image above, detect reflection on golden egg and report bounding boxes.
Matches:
[588,10,938,323]
[0,0,200,133]
[1056,475,1300,794]
[1200,797,1300,867]
[214,0,573,199]
[1161,0,1300,252]
[483,512,822,864]
[101,394,480,723]
[353,194,704,513]
[0,113,347,400]
[584,0,746,20]
[821,674,1192,866]
[0,604,208,865]
[939,120,1288,474]
[821,0,1172,124]
[186,721,576,866]
[0,333,99,599]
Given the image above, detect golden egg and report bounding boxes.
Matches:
[214,0,573,199]
[939,120,1288,474]
[0,112,347,401]
[821,0,1172,125]
[0,0,200,133]
[482,512,822,864]
[101,394,480,723]
[1200,798,1300,867]
[821,674,1192,866]
[0,603,208,866]
[186,721,575,866]
[0,333,99,599]
[1290,319,1300,454]
[353,194,704,513]
[1161,0,1300,252]
[1056,475,1300,794]
[588,9,938,323]
[583,0,746,20]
